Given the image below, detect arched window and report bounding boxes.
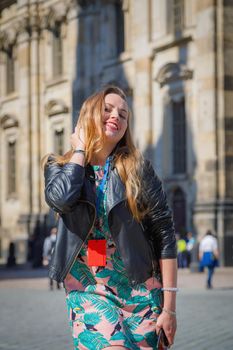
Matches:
[7,140,17,195]
[52,24,63,77]
[172,187,186,235]
[0,114,18,197]
[172,98,186,174]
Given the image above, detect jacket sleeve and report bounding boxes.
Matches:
[142,160,177,260]
[44,157,85,213]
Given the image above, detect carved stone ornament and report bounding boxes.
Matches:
[155,62,193,87]
[0,31,8,51]
[45,99,69,117]
[0,114,19,129]
[0,28,17,51]
[16,16,30,35]
[43,5,68,31]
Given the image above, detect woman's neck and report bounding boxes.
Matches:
[91,144,115,166]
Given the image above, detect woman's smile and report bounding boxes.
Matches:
[105,121,119,131]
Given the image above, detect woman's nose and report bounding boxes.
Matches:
[111,108,120,118]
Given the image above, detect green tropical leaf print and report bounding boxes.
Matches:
[87,294,119,324]
[144,331,157,348]
[103,288,124,308]
[123,315,142,331]
[132,303,149,314]
[78,330,110,350]
[122,317,144,349]
[73,336,80,349]
[126,295,149,305]
[150,288,162,303]
[97,264,132,300]
[66,295,85,315]
[86,284,97,293]
[83,312,101,326]
[132,333,145,342]
[68,291,91,310]
[115,281,132,300]
[106,270,132,299]
[111,250,127,274]
[96,268,112,278]
[70,260,96,288]
[110,331,126,341]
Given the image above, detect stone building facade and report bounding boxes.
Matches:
[0,0,233,266]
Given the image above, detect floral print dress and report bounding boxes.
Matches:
[64,165,163,350]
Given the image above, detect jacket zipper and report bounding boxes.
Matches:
[61,199,96,280]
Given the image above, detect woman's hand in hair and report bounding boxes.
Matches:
[71,126,85,151]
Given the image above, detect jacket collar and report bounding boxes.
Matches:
[106,168,126,214]
[84,164,126,212]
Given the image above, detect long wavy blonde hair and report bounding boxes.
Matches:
[43,85,148,221]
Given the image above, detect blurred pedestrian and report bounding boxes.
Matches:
[176,233,188,268]
[186,231,196,267]
[199,230,219,289]
[43,226,60,290]
[6,242,16,267]
[43,86,178,349]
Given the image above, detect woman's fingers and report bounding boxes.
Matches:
[165,328,175,346]
[70,125,85,150]
[155,312,177,347]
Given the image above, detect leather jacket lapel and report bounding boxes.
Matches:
[84,164,126,213]
[83,164,96,205]
[105,168,126,214]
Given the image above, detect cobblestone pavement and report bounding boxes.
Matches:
[0,266,233,350]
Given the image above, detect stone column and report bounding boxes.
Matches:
[193,0,233,266]
[131,0,152,154]
[193,1,219,240]
[221,2,233,266]
[29,7,41,215]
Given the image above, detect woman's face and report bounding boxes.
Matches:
[102,93,128,145]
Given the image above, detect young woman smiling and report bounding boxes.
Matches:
[43,85,177,350]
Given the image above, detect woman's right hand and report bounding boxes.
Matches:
[70,126,85,151]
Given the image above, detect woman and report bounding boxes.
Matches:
[43,86,177,350]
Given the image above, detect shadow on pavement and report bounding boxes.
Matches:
[0,263,48,280]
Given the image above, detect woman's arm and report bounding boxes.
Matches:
[160,258,177,311]
[155,258,177,346]
[44,127,86,213]
[142,160,177,346]
[44,159,85,213]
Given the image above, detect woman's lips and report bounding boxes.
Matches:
[105,122,119,131]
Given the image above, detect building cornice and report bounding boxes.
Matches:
[0,0,16,13]
[0,0,77,51]
[152,35,193,56]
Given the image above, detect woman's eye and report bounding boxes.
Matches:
[120,114,127,120]
[104,107,111,112]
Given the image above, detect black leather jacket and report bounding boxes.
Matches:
[44,158,176,286]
